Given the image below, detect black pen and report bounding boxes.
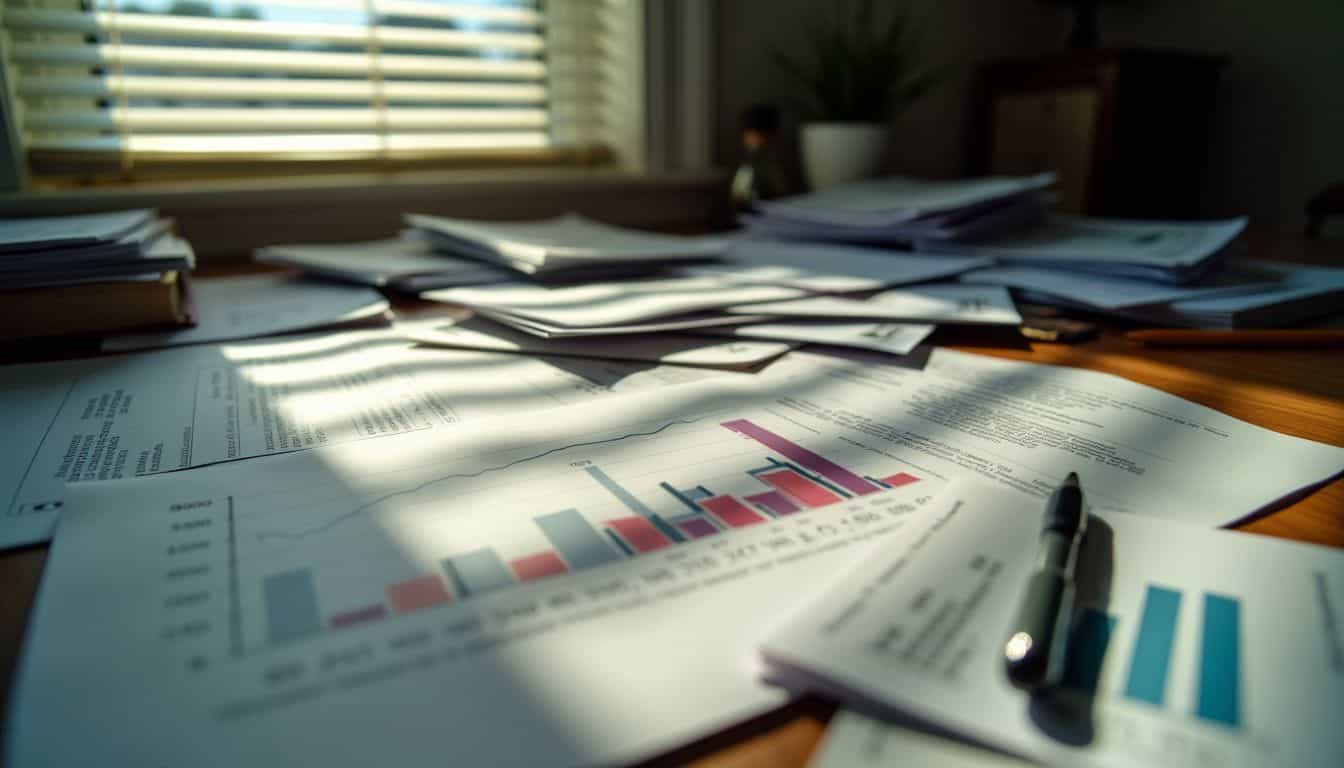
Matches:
[1003,472,1088,691]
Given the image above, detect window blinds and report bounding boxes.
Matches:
[0,0,606,171]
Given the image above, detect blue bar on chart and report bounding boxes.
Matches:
[586,465,685,543]
[1063,609,1116,692]
[442,549,515,598]
[534,508,622,570]
[1124,585,1182,707]
[1195,593,1241,728]
[264,568,323,644]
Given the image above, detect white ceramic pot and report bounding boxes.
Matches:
[800,122,888,190]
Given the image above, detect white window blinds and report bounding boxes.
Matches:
[0,0,610,173]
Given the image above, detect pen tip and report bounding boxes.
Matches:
[1064,472,1079,487]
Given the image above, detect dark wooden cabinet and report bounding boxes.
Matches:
[969,48,1224,219]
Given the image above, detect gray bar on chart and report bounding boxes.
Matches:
[442,549,514,598]
[264,568,322,645]
[535,508,621,571]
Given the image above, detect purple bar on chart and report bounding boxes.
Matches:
[746,490,800,516]
[607,516,673,553]
[701,495,766,528]
[330,603,387,630]
[722,419,881,496]
[677,518,719,539]
[386,575,452,614]
[881,472,920,488]
[759,469,843,508]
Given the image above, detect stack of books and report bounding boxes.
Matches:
[0,209,195,340]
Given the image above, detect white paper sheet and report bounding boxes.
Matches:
[728,284,1022,325]
[0,209,155,253]
[408,317,795,369]
[0,325,737,549]
[959,265,1277,310]
[406,212,732,273]
[102,274,392,351]
[9,350,1341,767]
[922,215,1247,270]
[255,238,514,290]
[755,174,1056,227]
[473,308,777,338]
[681,239,993,292]
[701,321,935,356]
[762,481,1344,768]
[426,276,806,327]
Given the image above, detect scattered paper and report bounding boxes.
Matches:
[0,324,737,549]
[407,212,732,274]
[762,480,1344,768]
[10,348,1342,766]
[256,238,514,291]
[756,173,1056,227]
[729,284,1022,325]
[959,264,1278,309]
[425,276,806,328]
[701,321,935,356]
[922,215,1248,282]
[102,274,391,351]
[408,317,795,369]
[681,239,992,292]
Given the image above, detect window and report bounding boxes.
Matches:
[0,0,638,184]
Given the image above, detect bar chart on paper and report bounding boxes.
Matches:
[156,413,934,662]
[1063,587,1242,729]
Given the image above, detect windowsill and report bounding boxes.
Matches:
[0,166,732,261]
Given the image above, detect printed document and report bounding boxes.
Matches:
[9,351,1341,766]
[762,481,1344,768]
[0,326,735,549]
[425,276,805,328]
[408,317,795,369]
[682,239,992,292]
[729,284,1022,325]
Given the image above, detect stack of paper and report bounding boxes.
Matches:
[255,237,514,292]
[723,283,1024,326]
[922,214,1248,283]
[745,173,1055,244]
[405,211,730,277]
[408,316,796,370]
[422,275,805,338]
[0,209,191,289]
[0,209,196,339]
[679,239,993,291]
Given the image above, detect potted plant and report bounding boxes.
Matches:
[774,0,936,190]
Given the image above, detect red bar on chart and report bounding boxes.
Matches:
[607,516,673,553]
[386,574,452,614]
[330,603,387,630]
[722,419,881,496]
[745,490,800,516]
[701,495,766,528]
[677,518,719,539]
[759,469,843,508]
[509,551,568,582]
[881,472,921,488]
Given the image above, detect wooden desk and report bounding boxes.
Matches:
[1,274,1341,768]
